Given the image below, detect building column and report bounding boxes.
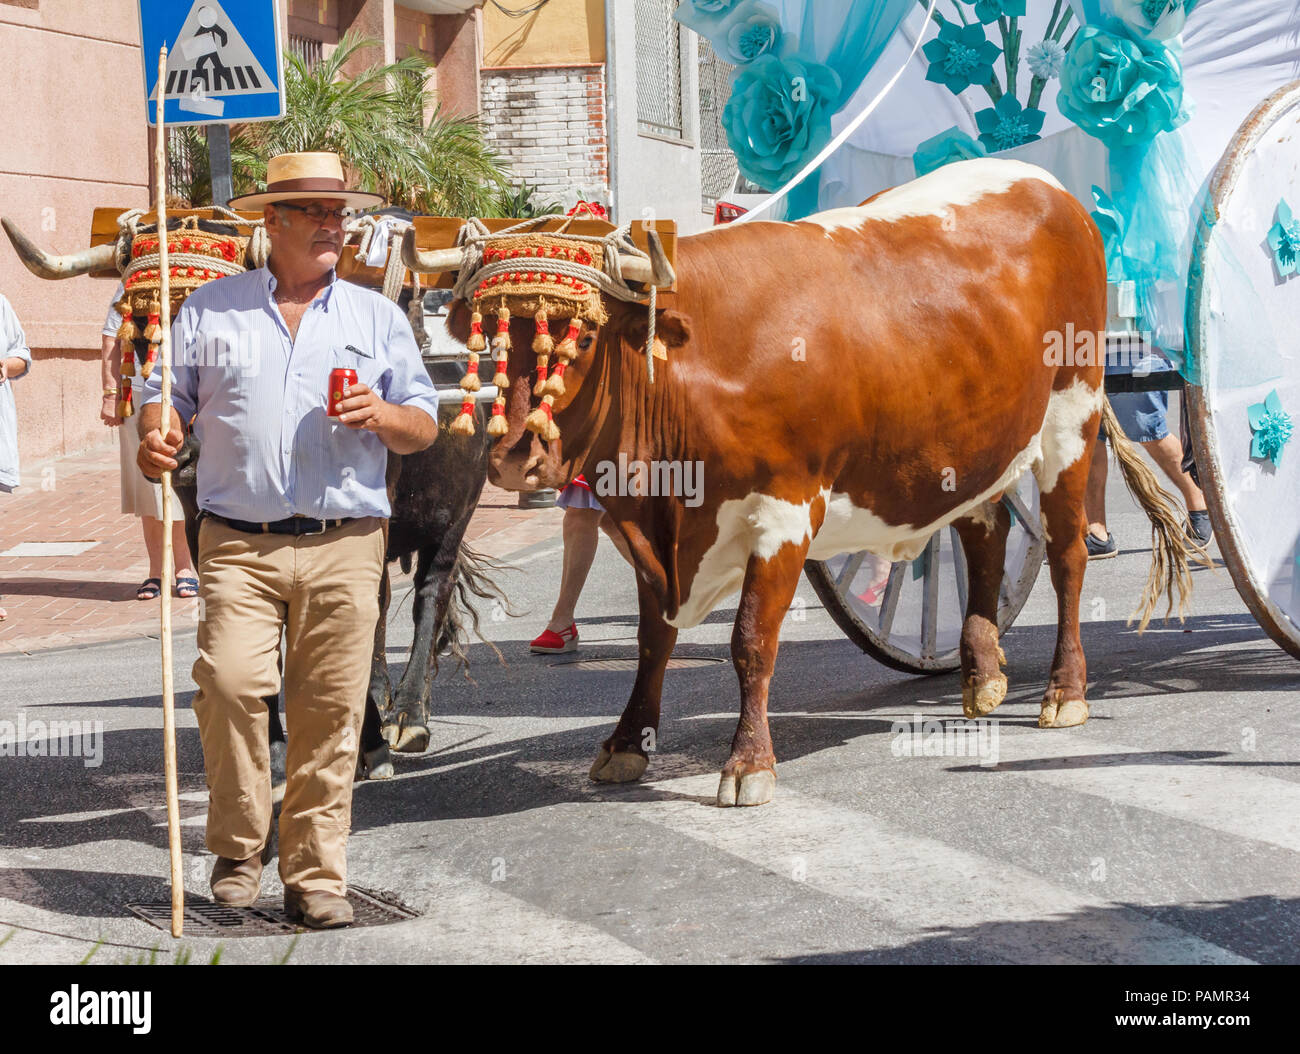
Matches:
[432,10,482,118]
[337,0,395,71]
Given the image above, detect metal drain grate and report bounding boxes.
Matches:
[127,887,419,937]
[552,656,726,672]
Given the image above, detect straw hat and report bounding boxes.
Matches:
[228,151,385,211]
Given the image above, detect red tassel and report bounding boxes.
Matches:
[451,398,476,436]
[467,311,487,353]
[487,396,509,438]
[459,353,482,393]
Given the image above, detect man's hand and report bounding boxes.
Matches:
[136,402,185,475]
[337,382,437,455]
[336,382,389,432]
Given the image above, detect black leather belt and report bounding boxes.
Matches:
[203,512,353,536]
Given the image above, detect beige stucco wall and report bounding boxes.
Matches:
[1,0,148,463]
[484,0,603,68]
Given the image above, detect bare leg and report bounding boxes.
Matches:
[142,516,164,578]
[1142,434,1206,513]
[171,517,195,576]
[1084,438,1109,542]
[141,514,195,578]
[546,507,604,633]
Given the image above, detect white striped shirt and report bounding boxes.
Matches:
[141,266,438,521]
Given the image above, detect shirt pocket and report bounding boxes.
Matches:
[330,343,383,393]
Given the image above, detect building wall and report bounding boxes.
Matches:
[480,66,607,208]
[483,0,604,67]
[608,0,706,234]
[0,0,149,464]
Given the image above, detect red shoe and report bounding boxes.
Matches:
[531,623,578,654]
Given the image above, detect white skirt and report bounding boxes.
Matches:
[118,410,183,520]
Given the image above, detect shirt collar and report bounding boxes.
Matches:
[262,265,340,312]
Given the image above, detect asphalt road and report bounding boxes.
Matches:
[1,468,1298,965]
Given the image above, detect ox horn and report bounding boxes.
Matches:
[400,226,466,274]
[1,217,118,280]
[617,229,676,289]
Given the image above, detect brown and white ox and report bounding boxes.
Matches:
[410,158,1195,807]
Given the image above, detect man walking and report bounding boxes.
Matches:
[137,152,439,928]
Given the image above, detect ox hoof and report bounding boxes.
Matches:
[1039,697,1089,729]
[357,744,394,781]
[962,673,1008,718]
[717,769,776,808]
[589,749,648,783]
[382,716,430,754]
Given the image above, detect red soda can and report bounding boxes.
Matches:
[328,368,358,417]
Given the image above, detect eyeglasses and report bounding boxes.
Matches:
[274,202,353,224]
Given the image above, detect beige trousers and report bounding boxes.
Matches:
[192,515,384,895]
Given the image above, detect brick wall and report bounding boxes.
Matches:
[479,65,609,208]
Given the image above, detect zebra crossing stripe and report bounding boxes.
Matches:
[609,773,1250,964]
[983,734,1300,853]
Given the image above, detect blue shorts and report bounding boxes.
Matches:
[1104,388,1171,444]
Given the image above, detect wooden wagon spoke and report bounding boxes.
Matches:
[921,534,941,660]
[950,526,969,618]
[1002,489,1039,540]
[877,562,907,639]
[834,550,868,591]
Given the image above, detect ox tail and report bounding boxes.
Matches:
[432,543,518,680]
[1099,397,1210,632]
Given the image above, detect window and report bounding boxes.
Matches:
[635,0,689,142]
[698,37,738,210]
[289,34,323,71]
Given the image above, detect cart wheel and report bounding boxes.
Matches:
[1185,80,1300,660]
[804,476,1046,673]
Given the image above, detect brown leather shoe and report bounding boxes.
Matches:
[284,888,354,929]
[210,835,275,907]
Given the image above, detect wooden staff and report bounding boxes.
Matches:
[155,43,184,939]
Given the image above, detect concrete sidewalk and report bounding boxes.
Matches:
[0,439,562,655]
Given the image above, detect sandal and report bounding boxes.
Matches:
[174,573,199,599]
[136,578,162,601]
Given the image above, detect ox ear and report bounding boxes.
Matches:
[446,299,474,344]
[618,307,693,352]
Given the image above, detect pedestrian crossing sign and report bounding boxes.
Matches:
[138,0,285,126]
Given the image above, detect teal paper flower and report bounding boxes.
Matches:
[716,1,782,65]
[1091,186,1128,282]
[1027,39,1066,81]
[721,54,842,191]
[1267,199,1300,279]
[674,0,744,36]
[970,0,1026,25]
[913,126,988,178]
[1114,0,1190,42]
[923,22,1002,95]
[1058,24,1188,149]
[1248,390,1293,467]
[975,95,1046,153]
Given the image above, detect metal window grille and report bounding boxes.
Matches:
[698,37,737,211]
[635,0,686,140]
[289,34,323,71]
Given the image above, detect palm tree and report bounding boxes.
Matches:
[171,30,511,216]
